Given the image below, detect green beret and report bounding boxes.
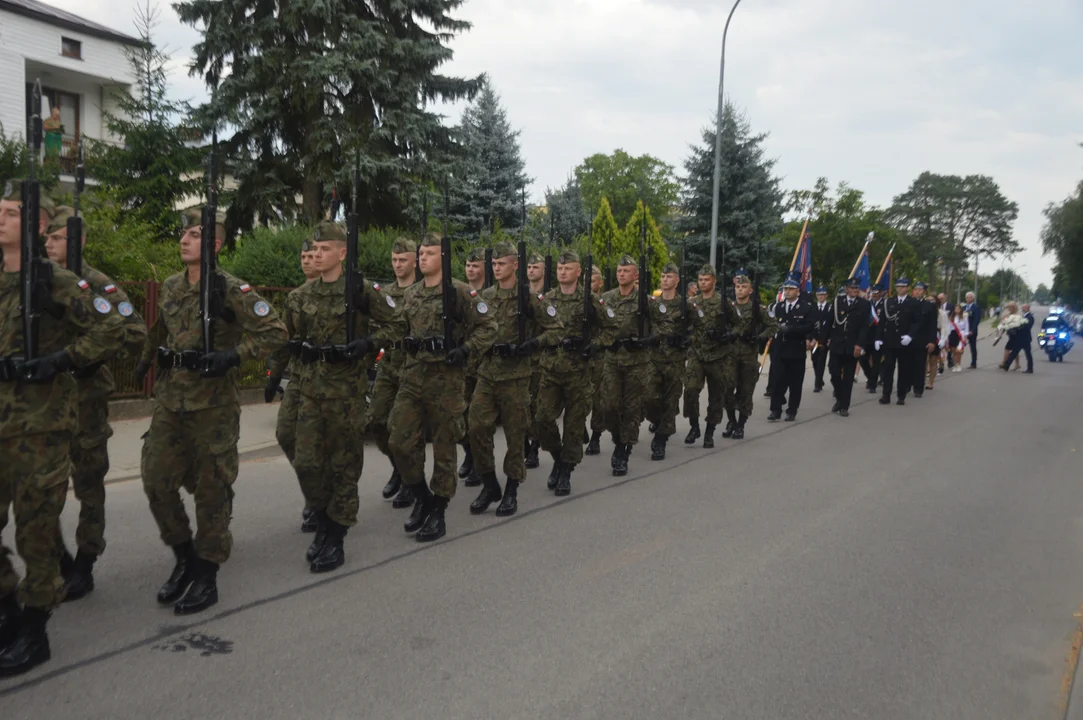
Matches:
[492,240,516,259]
[617,254,637,267]
[662,263,679,275]
[697,264,716,278]
[591,265,602,276]
[392,237,418,254]
[300,239,313,253]
[181,207,227,231]
[466,247,486,263]
[311,221,346,243]
[2,181,54,217]
[47,206,74,233]
[557,249,580,264]
[528,253,545,265]
[420,232,443,247]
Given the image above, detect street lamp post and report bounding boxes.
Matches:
[708,0,744,271]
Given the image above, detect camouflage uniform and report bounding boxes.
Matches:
[270,275,316,469]
[644,286,690,439]
[270,261,403,535]
[368,280,414,460]
[457,246,487,487]
[1,262,127,613]
[724,291,776,427]
[141,260,287,567]
[469,255,563,502]
[684,282,730,442]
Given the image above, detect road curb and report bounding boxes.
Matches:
[102,440,284,486]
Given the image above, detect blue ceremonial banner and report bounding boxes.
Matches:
[853,252,871,291]
[795,230,813,293]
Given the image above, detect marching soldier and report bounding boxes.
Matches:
[468,243,562,517]
[458,247,486,488]
[600,255,655,476]
[860,283,885,393]
[768,274,814,422]
[586,265,608,454]
[524,252,547,469]
[534,250,612,495]
[388,233,496,542]
[1,183,127,676]
[683,265,728,448]
[875,277,920,405]
[910,281,938,398]
[267,239,319,533]
[137,208,287,614]
[42,207,148,600]
[722,269,776,438]
[828,278,870,417]
[270,222,404,572]
[645,263,690,460]
[810,285,831,393]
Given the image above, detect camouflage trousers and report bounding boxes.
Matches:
[644,354,684,437]
[368,365,402,459]
[601,358,651,445]
[527,369,542,438]
[535,366,593,466]
[683,353,729,425]
[0,432,70,611]
[294,392,367,527]
[389,362,466,500]
[59,396,111,557]
[469,375,531,482]
[275,381,302,463]
[589,355,607,433]
[141,403,240,564]
[462,372,477,448]
[724,347,761,416]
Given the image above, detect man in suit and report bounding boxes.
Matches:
[963,292,981,368]
[860,284,885,393]
[1005,303,1035,373]
[910,282,939,398]
[829,278,870,417]
[810,286,831,393]
[768,275,815,422]
[876,277,920,405]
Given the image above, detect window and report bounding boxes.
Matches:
[60,37,82,60]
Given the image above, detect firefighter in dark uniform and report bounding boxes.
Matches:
[828,278,871,417]
[909,281,939,398]
[767,274,814,422]
[860,284,885,393]
[875,277,920,405]
[810,285,831,393]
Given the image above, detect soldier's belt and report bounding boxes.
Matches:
[489,343,517,358]
[665,335,686,349]
[157,347,203,371]
[287,340,303,358]
[402,336,456,355]
[300,343,351,365]
[609,338,646,351]
[0,356,22,382]
[559,337,587,352]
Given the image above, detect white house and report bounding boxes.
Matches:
[0,0,138,181]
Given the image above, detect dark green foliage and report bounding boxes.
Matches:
[82,203,184,283]
[1041,164,1083,305]
[575,150,680,234]
[0,124,60,191]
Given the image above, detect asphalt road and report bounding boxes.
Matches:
[3,331,1083,720]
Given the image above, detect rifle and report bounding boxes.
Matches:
[199,122,224,357]
[415,192,426,283]
[344,151,363,344]
[583,228,593,346]
[441,180,455,348]
[681,236,688,341]
[605,231,614,292]
[66,141,85,276]
[543,254,553,293]
[637,208,647,339]
[19,80,48,364]
[517,187,528,344]
[483,203,494,288]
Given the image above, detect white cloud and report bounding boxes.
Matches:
[48,0,1082,285]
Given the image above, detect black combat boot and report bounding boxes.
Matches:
[391,482,416,509]
[470,472,503,515]
[524,438,540,469]
[732,414,748,440]
[684,420,701,445]
[0,592,20,650]
[301,506,318,532]
[610,441,623,470]
[157,540,194,605]
[59,547,74,581]
[547,453,563,491]
[405,485,434,533]
[612,444,630,477]
[306,510,328,563]
[0,607,50,678]
[457,444,474,479]
[381,463,402,500]
[650,434,667,461]
[174,557,219,615]
[495,479,519,517]
[721,410,737,438]
[310,519,347,573]
[416,496,448,543]
[464,468,483,487]
[63,550,97,602]
[586,431,602,456]
[582,429,590,444]
[555,464,572,497]
[702,423,716,449]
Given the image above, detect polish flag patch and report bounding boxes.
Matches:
[104,284,117,294]
[240,283,252,293]
[77,279,89,290]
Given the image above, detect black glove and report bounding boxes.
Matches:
[445,346,469,367]
[778,323,791,336]
[18,350,72,383]
[515,337,541,357]
[343,336,373,360]
[200,348,241,378]
[264,375,282,403]
[579,342,596,358]
[134,359,152,385]
[640,335,661,348]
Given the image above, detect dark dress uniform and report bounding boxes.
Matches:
[810,294,831,392]
[860,293,885,392]
[909,295,939,397]
[769,292,814,420]
[876,286,921,404]
[828,292,870,414]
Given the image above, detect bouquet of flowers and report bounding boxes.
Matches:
[994,313,1025,345]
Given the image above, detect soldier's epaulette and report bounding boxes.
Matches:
[240,283,252,293]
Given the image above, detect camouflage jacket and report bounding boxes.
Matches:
[688,292,730,362]
[726,298,777,352]
[375,279,414,375]
[600,285,652,367]
[477,283,564,381]
[76,264,148,401]
[271,274,404,400]
[537,284,612,375]
[401,278,496,369]
[268,279,314,379]
[1,263,127,439]
[648,293,691,362]
[142,270,288,412]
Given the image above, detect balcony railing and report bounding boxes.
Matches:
[42,136,81,175]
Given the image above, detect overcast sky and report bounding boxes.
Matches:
[55,0,1083,286]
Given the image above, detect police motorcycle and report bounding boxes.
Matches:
[1037,316,1073,362]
